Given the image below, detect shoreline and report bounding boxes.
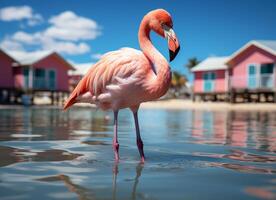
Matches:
[140,99,276,111]
[1,99,276,111]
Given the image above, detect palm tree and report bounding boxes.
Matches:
[170,71,188,98]
[186,57,200,71]
[171,71,187,88]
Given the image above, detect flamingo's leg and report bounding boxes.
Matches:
[112,162,118,200]
[113,110,119,161]
[133,111,145,162]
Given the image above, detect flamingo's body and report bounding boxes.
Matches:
[64,9,180,162]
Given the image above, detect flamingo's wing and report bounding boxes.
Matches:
[63,48,148,110]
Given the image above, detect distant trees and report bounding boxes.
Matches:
[171,71,187,88]
[169,71,189,98]
[166,57,200,99]
[186,57,200,71]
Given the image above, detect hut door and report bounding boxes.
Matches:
[203,72,216,92]
[48,70,56,90]
[248,65,257,88]
[23,68,29,89]
[34,69,46,89]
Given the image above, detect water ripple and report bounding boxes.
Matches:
[0,108,276,200]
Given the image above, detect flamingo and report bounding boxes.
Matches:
[63,9,180,162]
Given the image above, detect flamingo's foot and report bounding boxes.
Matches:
[113,142,120,161]
[137,140,145,162]
[140,156,145,163]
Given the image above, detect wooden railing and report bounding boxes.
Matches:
[229,74,275,89]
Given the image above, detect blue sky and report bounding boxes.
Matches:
[0,0,276,82]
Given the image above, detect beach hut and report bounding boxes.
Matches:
[0,49,17,103]
[192,40,276,103]
[68,63,92,92]
[0,49,75,104]
[192,56,229,101]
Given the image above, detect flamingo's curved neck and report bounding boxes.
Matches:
[138,18,171,97]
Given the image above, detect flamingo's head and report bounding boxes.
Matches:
[147,9,180,62]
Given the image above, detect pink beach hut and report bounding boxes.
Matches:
[0,49,75,104]
[192,40,276,103]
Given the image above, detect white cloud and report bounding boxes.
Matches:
[12,31,41,44]
[0,10,101,57]
[45,11,101,41]
[42,40,90,55]
[27,13,43,26]
[0,6,43,26]
[0,6,32,21]
[0,37,24,50]
[49,11,98,29]
[9,31,90,55]
[69,61,93,75]
[91,53,102,60]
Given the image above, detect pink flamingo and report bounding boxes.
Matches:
[64,9,180,162]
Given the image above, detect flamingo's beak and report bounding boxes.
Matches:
[162,24,180,62]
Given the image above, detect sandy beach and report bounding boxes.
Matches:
[58,99,276,111]
[140,99,276,111]
[1,99,276,111]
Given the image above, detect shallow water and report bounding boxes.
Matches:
[0,107,276,200]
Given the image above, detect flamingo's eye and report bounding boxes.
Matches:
[161,23,170,31]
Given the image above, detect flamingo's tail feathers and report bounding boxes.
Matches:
[63,76,89,110]
[63,93,77,110]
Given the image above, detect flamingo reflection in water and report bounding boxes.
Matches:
[37,163,145,200]
[112,162,145,200]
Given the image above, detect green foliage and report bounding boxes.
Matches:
[186,57,200,70]
[170,71,188,89]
